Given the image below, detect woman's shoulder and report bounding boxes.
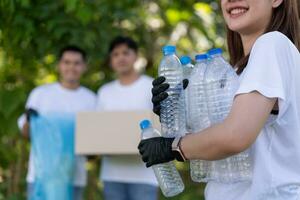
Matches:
[248,31,300,65]
[253,31,294,51]
[258,31,288,41]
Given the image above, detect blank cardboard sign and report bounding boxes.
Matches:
[75,111,160,155]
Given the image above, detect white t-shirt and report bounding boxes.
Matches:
[18,82,96,187]
[96,75,158,186]
[205,32,300,199]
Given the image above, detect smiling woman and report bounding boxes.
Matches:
[226,0,300,74]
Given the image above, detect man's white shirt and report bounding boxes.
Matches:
[96,75,158,186]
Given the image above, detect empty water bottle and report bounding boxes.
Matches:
[180,56,194,80]
[188,54,210,133]
[159,46,186,137]
[187,54,212,182]
[205,48,239,124]
[180,56,194,132]
[140,120,185,197]
[205,48,252,183]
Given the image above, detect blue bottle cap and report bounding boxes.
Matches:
[207,48,223,56]
[139,119,151,130]
[180,56,191,65]
[162,45,176,55]
[195,54,208,61]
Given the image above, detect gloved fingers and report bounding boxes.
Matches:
[142,154,149,162]
[152,76,166,86]
[138,137,174,168]
[138,147,144,155]
[152,92,168,104]
[146,152,175,167]
[153,104,161,116]
[146,161,154,168]
[138,138,156,150]
[151,83,169,95]
[146,159,162,168]
[138,143,151,163]
[138,141,145,150]
[183,79,189,90]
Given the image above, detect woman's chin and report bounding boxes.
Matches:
[227,23,250,34]
[227,23,242,32]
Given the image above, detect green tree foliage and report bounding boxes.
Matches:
[0,0,225,199]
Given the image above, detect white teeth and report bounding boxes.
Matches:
[230,8,247,15]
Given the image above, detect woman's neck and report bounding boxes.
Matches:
[241,30,265,55]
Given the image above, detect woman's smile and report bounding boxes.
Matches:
[225,2,250,19]
[228,7,249,18]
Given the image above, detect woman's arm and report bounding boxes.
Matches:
[181,91,277,160]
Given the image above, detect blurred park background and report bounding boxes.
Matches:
[0,0,226,199]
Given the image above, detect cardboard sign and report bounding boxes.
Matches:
[75,111,160,155]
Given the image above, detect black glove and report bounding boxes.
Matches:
[138,137,176,168]
[25,108,39,122]
[152,76,189,116]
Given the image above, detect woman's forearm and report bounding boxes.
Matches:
[180,92,276,161]
[180,122,241,160]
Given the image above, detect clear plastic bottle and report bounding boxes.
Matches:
[205,48,252,183]
[159,46,186,138]
[180,56,194,132]
[187,54,212,182]
[140,120,185,197]
[180,56,194,80]
[188,54,210,133]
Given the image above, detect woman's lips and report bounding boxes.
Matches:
[227,7,249,18]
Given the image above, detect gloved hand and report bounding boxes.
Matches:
[25,108,39,122]
[152,76,189,116]
[138,137,176,168]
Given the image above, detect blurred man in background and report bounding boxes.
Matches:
[18,46,96,200]
[96,36,158,200]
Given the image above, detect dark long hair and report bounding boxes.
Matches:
[227,0,300,74]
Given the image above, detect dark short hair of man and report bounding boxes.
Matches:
[108,36,138,54]
[58,45,87,62]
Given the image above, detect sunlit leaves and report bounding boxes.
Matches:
[166,9,191,25]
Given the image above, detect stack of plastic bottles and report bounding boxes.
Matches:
[139,46,252,198]
[187,48,252,183]
[202,48,252,183]
[187,54,212,182]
